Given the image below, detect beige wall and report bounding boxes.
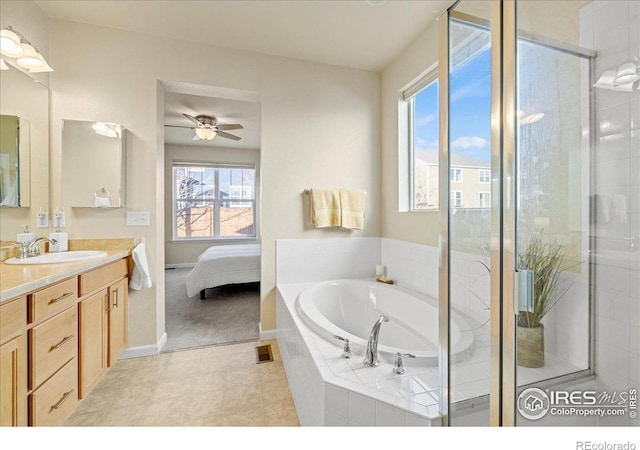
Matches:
[49,20,381,345]
[381,22,440,246]
[164,144,261,265]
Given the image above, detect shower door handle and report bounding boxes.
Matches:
[514,269,535,315]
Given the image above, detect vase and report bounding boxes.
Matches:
[517,324,544,368]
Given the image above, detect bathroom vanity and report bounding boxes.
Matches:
[0,251,130,426]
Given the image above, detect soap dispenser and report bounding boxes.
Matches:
[49,228,68,252]
[17,225,36,245]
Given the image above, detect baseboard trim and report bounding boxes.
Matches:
[119,332,167,359]
[259,322,277,340]
[165,263,196,269]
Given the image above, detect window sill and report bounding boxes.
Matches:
[171,237,259,244]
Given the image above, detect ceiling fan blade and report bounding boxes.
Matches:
[164,124,195,129]
[216,131,241,141]
[214,124,243,131]
[183,114,203,127]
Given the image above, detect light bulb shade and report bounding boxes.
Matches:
[520,113,545,126]
[16,43,45,69]
[28,61,54,73]
[0,58,9,70]
[92,122,120,138]
[593,70,617,89]
[0,29,24,58]
[195,128,216,140]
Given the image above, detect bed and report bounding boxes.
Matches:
[185,244,261,299]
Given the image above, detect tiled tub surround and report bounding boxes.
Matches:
[277,283,441,426]
[276,237,591,425]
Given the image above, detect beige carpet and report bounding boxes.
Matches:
[162,268,260,352]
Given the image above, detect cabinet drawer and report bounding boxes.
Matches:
[29,278,78,324]
[79,259,127,296]
[30,358,78,427]
[30,307,77,389]
[0,297,26,343]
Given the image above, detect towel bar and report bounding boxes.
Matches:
[303,189,366,195]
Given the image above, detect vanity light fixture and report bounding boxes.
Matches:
[0,26,53,73]
[0,58,9,71]
[195,128,217,140]
[594,57,639,92]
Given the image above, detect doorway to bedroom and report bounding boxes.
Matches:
[161,81,262,353]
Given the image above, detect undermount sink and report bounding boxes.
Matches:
[4,250,108,265]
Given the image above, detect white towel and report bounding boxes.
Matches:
[130,243,152,290]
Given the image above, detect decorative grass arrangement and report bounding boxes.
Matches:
[516,232,573,329]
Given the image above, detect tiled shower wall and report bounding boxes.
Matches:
[581,0,640,420]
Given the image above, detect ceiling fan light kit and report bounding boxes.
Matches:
[195,128,217,140]
[165,113,244,142]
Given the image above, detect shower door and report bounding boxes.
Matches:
[440,0,596,426]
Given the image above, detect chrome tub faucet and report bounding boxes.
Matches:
[363,314,389,367]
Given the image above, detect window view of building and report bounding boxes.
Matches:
[407,45,491,211]
[173,165,256,239]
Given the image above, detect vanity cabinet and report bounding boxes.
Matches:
[27,278,79,426]
[0,256,130,427]
[0,296,27,427]
[78,290,108,398]
[78,258,128,398]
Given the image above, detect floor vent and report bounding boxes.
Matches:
[256,344,274,364]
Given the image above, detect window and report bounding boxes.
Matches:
[450,168,462,183]
[479,169,490,183]
[451,191,463,208]
[479,192,491,208]
[173,164,256,240]
[405,69,439,210]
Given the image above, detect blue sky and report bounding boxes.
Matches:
[414,48,492,162]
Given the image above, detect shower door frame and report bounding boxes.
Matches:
[438,0,597,427]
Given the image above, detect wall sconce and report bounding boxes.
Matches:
[0,26,54,73]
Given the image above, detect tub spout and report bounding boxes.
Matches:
[363,315,389,367]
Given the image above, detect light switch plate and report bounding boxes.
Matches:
[126,211,150,227]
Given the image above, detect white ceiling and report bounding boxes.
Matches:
[164,91,261,150]
[35,0,450,72]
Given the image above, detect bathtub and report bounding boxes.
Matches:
[297,279,473,365]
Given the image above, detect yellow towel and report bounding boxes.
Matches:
[340,189,365,230]
[310,189,341,228]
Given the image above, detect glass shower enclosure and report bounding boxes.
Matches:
[438,0,639,427]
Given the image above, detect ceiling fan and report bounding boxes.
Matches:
[166,114,243,141]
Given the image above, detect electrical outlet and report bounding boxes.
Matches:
[126,211,150,227]
[37,212,49,228]
[54,212,66,228]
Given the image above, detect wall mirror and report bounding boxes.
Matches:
[61,119,126,208]
[0,114,30,207]
[0,65,50,240]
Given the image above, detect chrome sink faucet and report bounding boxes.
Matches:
[26,237,57,257]
[363,314,389,367]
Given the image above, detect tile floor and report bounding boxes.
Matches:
[65,340,300,427]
